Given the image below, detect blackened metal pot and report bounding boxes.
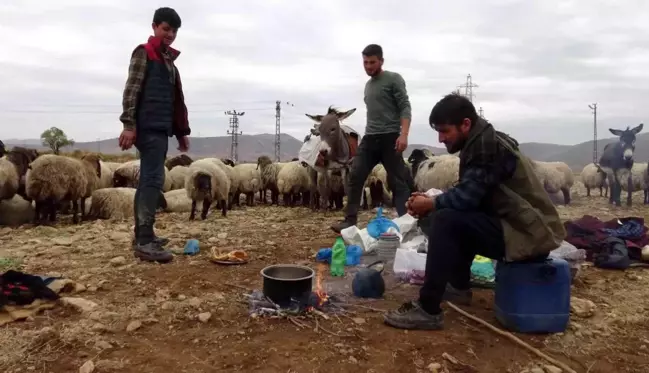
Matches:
[260,264,314,307]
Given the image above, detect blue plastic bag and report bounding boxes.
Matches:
[315,245,362,266]
[366,207,400,239]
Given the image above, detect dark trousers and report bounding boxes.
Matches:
[345,133,412,220]
[418,209,506,314]
[134,132,168,245]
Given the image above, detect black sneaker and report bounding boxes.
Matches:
[384,300,444,330]
[132,236,169,248]
[134,242,173,263]
[442,283,472,306]
[330,219,356,233]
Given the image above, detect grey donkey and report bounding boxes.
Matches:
[304,106,358,210]
[599,123,643,206]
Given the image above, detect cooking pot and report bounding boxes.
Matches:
[261,264,315,306]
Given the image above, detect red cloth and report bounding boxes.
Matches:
[563,215,647,260]
[140,36,190,139]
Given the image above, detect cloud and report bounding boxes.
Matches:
[0,0,648,148]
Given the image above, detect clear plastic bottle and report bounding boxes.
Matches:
[330,236,346,276]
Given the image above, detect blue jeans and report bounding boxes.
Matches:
[134,132,168,245]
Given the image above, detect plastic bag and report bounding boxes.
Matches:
[366,207,400,239]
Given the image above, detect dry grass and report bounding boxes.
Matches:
[0,182,648,372]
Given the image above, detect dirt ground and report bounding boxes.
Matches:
[1,183,648,373]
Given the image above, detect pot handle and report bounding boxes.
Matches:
[365,260,385,274]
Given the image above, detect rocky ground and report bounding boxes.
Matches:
[0,184,648,373]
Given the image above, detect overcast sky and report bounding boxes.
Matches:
[1,0,647,147]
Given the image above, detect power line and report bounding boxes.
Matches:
[589,103,598,163]
[225,110,244,163]
[275,101,293,162]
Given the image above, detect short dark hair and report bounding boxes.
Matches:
[153,7,181,29]
[429,93,478,128]
[362,44,383,59]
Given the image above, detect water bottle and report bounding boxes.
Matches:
[330,236,346,276]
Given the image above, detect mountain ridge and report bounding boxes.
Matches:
[4,132,645,170]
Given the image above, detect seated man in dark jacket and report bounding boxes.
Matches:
[383,93,566,330]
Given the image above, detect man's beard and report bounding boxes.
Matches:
[445,137,466,154]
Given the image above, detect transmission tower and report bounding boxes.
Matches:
[275,101,294,162]
[457,74,479,102]
[478,107,484,118]
[589,103,598,163]
[225,110,244,163]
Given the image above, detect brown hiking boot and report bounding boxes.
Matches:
[134,242,173,263]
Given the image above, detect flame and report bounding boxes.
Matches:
[314,263,328,307]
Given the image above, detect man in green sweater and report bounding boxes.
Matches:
[332,44,414,233]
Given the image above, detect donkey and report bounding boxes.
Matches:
[304,106,359,210]
[599,123,643,206]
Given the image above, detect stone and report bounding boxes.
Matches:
[570,297,596,318]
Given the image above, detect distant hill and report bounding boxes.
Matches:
[4,132,646,170]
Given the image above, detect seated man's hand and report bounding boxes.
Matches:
[406,194,434,217]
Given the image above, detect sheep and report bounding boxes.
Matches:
[165,154,193,170]
[0,156,19,201]
[185,158,231,219]
[204,157,237,208]
[113,160,173,192]
[0,195,34,226]
[98,160,115,189]
[362,164,392,209]
[580,163,608,197]
[256,156,286,205]
[532,161,574,204]
[221,158,235,167]
[168,165,190,190]
[317,169,345,209]
[88,187,167,220]
[276,161,313,207]
[408,150,460,192]
[232,163,262,206]
[4,147,38,200]
[102,161,123,173]
[163,189,193,213]
[25,153,101,224]
[617,162,649,204]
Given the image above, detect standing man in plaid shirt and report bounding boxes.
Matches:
[118,7,191,263]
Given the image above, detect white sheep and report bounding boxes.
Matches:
[407,150,460,192]
[618,162,649,204]
[98,160,115,189]
[0,156,19,201]
[113,160,173,191]
[185,158,231,219]
[580,163,608,197]
[25,153,102,224]
[163,189,193,213]
[205,157,238,208]
[532,161,574,204]
[168,165,190,190]
[0,195,34,226]
[276,161,314,207]
[256,155,286,205]
[232,163,262,206]
[362,164,392,209]
[88,187,167,220]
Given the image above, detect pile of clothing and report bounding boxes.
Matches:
[564,215,648,269]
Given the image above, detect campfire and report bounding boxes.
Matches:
[247,263,342,317]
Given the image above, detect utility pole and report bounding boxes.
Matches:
[225,110,244,163]
[589,103,598,163]
[275,101,294,162]
[457,74,479,102]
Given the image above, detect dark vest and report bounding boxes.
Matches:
[136,59,174,136]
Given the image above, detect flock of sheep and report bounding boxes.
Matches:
[0,141,641,227]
